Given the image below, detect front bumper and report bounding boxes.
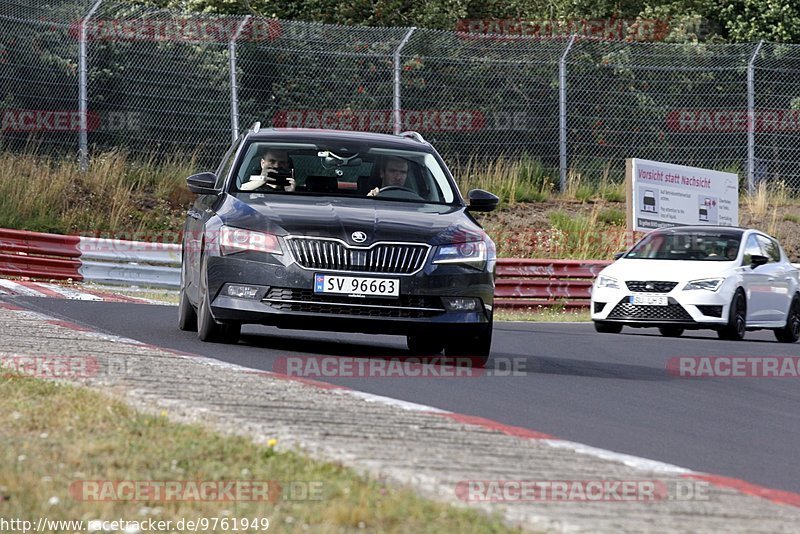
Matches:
[591,284,732,328]
[205,253,494,335]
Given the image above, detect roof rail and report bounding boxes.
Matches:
[399,130,426,143]
[250,121,261,133]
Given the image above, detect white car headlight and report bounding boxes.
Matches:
[433,241,487,270]
[596,275,620,289]
[218,226,282,256]
[683,278,724,291]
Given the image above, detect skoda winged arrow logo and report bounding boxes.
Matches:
[351,231,367,243]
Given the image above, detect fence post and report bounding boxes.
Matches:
[78,0,103,172]
[393,27,416,135]
[559,35,576,191]
[229,15,251,143]
[746,40,764,196]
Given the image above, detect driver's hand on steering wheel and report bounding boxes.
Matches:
[367,187,380,197]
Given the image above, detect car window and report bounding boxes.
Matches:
[625,230,744,261]
[742,234,764,265]
[228,142,458,205]
[214,137,242,189]
[756,235,781,263]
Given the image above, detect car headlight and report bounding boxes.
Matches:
[595,275,620,289]
[683,278,724,291]
[218,226,282,256]
[433,241,487,270]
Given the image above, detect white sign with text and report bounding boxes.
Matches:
[626,158,739,231]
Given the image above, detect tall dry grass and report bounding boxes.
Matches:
[0,150,196,237]
[454,156,556,204]
[489,205,639,260]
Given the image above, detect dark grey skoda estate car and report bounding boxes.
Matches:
[179,126,498,365]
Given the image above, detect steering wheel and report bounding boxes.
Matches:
[377,186,423,199]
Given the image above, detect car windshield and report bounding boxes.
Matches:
[624,229,744,261]
[229,142,459,205]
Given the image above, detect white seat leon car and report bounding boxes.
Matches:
[591,226,800,342]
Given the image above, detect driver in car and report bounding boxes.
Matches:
[367,156,408,197]
[241,148,296,192]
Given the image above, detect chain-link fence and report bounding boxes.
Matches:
[2,0,800,191]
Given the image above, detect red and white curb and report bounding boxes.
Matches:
[0,278,165,304]
[2,299,800,511]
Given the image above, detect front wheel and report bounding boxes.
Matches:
[658,326,684,337]
[407,333,445,355]
[594,321,623,334]
[444,324,492,368]
[775,295,800,343]
[178,256,198,331]
[197,255,240,344]
[718,290,746,341]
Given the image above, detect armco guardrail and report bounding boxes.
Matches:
[0,228,180,288]
[0,228,610,307]
[495,258,611,310]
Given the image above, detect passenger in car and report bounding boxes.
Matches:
[241,148,296,192]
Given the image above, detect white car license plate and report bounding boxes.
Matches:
[631,294,668,306]
[314,274,399,297]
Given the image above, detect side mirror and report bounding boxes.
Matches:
[613,251,626,260]
[750,254,769,269]
[187,172,219,195]
[467,189,499,213]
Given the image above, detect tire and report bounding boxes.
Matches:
[658,326,684,337]
[774,295,800,343]
[594,321,623,334]
[178,259,197,331]
[718,289,746,341]
[197,255,240,344]
[444,323,492,368]
[407,333,445,355]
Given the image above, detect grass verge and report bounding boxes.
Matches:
[0,150,193,237]
[0,375,518,533]
[495,308,591,322]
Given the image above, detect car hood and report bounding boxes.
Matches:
[216,195,486,246]
[600,258,735,282]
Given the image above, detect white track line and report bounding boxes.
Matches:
[0,279,49,297]
[35,283,103,301]
[342,390,452,413]
[542,439,693,475]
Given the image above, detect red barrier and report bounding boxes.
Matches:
[0,229,83,280]
[0,228,81,258]
[494,259,609,310]
[0,252,82,280]
[0,229,608,308]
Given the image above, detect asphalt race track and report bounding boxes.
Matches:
[13,296,800,495]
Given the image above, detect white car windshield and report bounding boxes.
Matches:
[625,229,744,261]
